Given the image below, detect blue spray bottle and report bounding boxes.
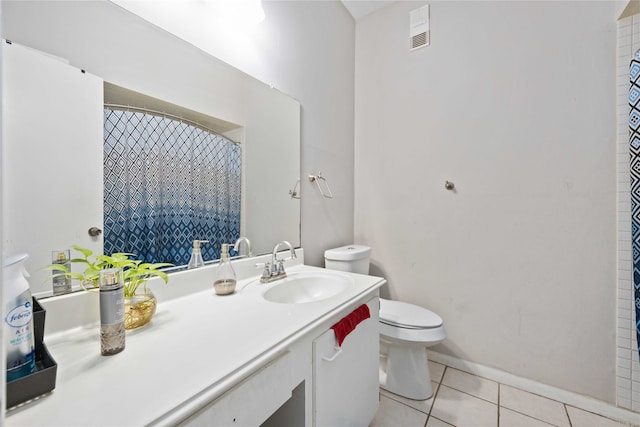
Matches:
[4,254,36,381]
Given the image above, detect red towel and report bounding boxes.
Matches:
[331,304,371,346]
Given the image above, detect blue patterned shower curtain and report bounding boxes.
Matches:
[629,57,640,359]
[103,109,241,265]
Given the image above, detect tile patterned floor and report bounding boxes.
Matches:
[370,361,637,427]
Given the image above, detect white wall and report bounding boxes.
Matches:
[260,1,356,266]
[354,1,618,403]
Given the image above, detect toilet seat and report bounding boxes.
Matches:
[379,299,443,330]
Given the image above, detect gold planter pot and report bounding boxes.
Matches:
[124,291,157,330]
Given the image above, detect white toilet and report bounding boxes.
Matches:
[324,245,446,400]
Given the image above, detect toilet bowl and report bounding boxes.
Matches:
[324,245,446,401]
[378,299,445,399]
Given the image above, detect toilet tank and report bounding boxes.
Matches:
[324,245,371,275]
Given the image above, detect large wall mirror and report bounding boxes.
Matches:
[1,1,300,297]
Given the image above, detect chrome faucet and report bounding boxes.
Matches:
[259,240,297,283]
[233,236,252,258]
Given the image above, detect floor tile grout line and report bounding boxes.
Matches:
[440,367,501,406]
[445,365,500,386]
[497,382,501,427]
[499,405,560,427]
[430,365,447,417]
[497,382,565,427]
[378,392,429,415]
[564,403,573,427]
[429,415,456,426]
[378,381,439,417]
[438,382,499,407]
[424,366,446,426]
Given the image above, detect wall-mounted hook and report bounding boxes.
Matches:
[309,172,333,199]
[289,179,301,199]
[444,181,455,190]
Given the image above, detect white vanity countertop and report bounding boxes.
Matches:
[6,253,385,426]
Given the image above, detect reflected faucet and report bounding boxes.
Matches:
[233,237,252,258]
[259,241,297,283]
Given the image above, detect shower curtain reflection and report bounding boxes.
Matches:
[103,108,241,265]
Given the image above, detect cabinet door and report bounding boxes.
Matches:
[2,42,104,291]
[313,297,379,427]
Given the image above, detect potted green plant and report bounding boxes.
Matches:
[47,245,173,329]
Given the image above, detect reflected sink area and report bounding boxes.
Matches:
[247,271,354,304]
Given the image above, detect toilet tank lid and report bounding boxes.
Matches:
[324,245,371,261]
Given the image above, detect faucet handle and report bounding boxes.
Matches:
[276,259,286,275]
[256,262,271,279]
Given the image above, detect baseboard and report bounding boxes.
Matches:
[427,350,640,426]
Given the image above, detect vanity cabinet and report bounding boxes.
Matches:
[180,296,381,427]
[313,297,380,426]
[4,260,384,427]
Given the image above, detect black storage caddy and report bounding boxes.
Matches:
[6,297,57,409]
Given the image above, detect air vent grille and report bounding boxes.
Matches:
[409,5,430,51]
[411,32,429,50]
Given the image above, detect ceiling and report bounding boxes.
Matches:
[340,0,397,20]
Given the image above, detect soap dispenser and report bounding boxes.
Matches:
[188,240,208,269]
[214,244,236,295]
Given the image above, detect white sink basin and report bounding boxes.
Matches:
[260,271,353,304]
